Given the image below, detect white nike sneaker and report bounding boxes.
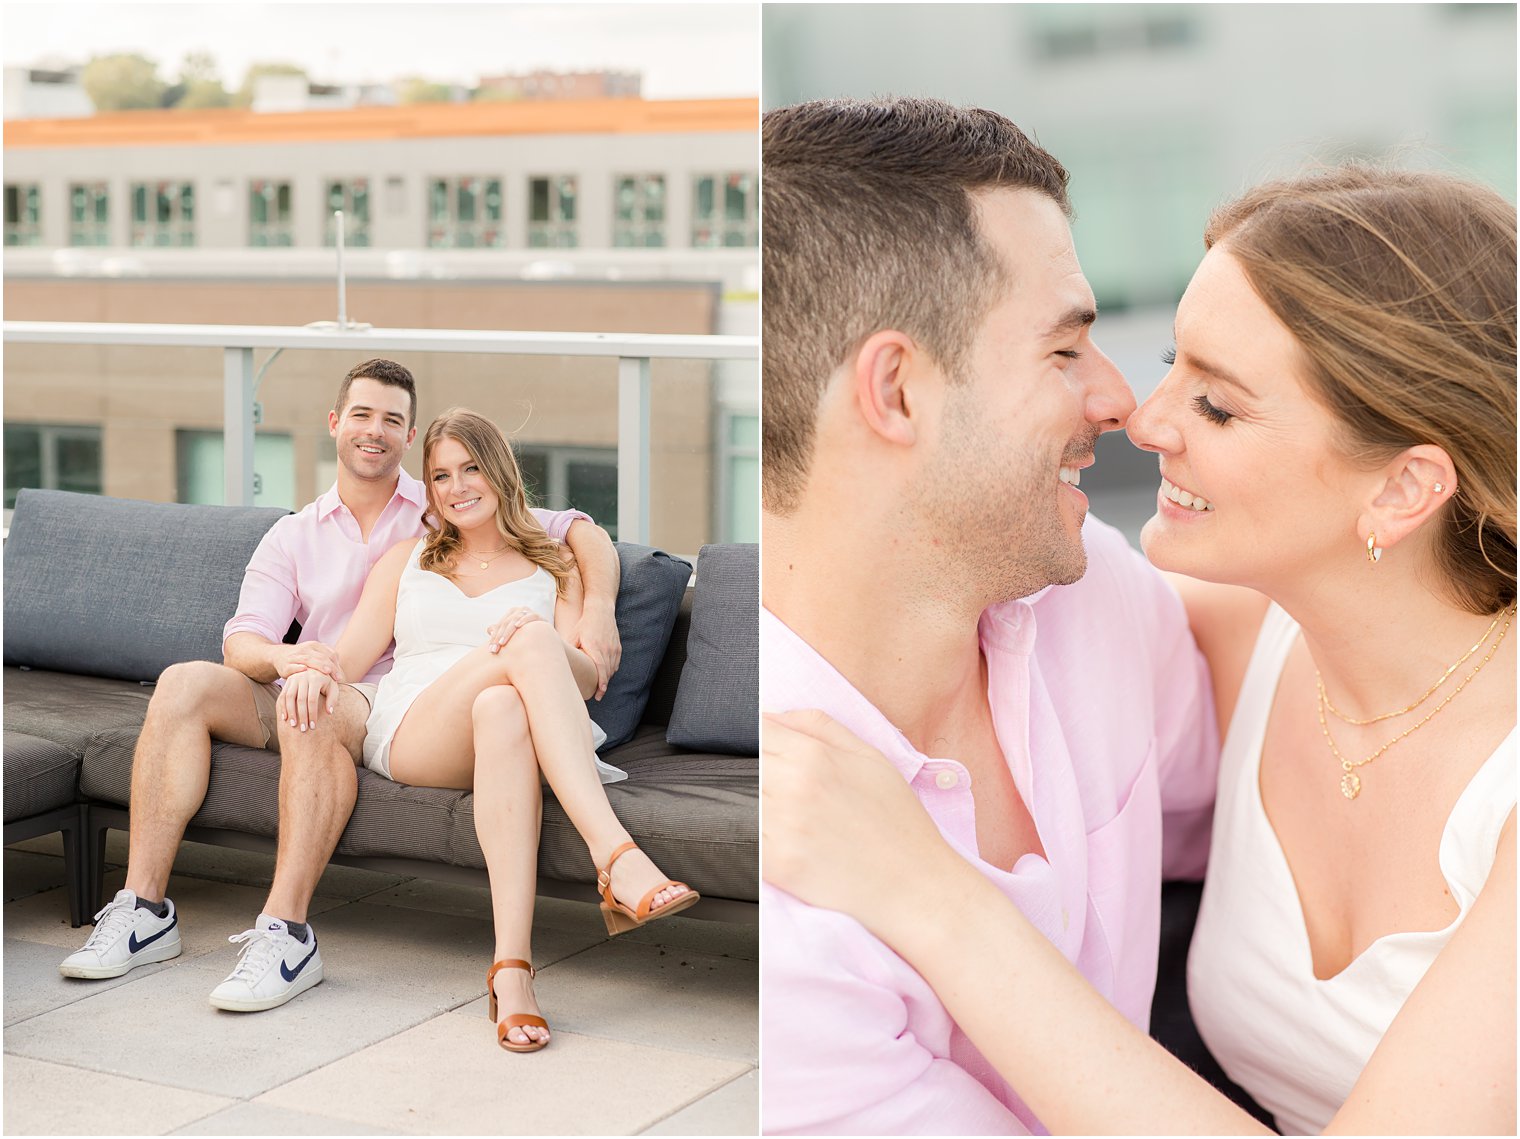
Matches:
[207,914,324,1012]
[58,889,182,979]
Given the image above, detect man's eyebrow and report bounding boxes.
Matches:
[1042,306,1097,340]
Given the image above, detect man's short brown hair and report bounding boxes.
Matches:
[762,97,1071,513]
[334,358,418,428]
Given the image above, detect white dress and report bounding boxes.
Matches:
[362,541,624,785]
[1187,603,1515,1134]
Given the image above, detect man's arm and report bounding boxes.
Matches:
[762,886,1029,1136]
[221,523,343,684]
[561,518,622,699]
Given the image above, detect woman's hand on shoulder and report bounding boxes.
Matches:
[763,710,955,937]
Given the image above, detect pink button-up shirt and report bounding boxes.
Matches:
[761,517,1218,1135]
[222,470,588,685]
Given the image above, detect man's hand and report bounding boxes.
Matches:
[574,598,622,700]
[276,641,345,684]
[278,667,337,731]
[485,607,546,654]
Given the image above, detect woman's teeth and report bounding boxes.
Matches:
[1161,476,1213,512]
[1058,466,1081,487]
[453,497,481,510]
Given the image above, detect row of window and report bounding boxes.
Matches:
[3,172,758,249]
[3,418,761,542]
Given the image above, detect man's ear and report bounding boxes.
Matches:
[328,409,341,439]
[850,329,926,448]
[1357,444,1459,553]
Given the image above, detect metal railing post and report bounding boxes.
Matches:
[223,346,256,506]
[617,355,652,544]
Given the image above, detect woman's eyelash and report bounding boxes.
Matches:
[1161,346,1177,365]
[1192,394,1234,425]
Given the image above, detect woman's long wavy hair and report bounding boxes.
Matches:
[1207,164,1517,615]
[418,408,574,594]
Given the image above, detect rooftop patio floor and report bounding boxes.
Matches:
[4,834,757,1136]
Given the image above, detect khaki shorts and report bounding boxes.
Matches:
[247,677,377,752]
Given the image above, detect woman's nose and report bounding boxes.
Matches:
[1127,376,1183,455]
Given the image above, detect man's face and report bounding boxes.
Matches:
[328,377,416,483]
[915,189,1134,602]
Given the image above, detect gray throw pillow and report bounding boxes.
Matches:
[3,489,289,682]
[588,543,693,750]
[666,543,758,755]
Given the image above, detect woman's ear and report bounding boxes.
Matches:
[1358,444,1458,553]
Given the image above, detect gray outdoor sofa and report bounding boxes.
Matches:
[3,488,758,927]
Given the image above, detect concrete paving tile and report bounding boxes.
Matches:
[5,936,176,1027]
[364,880,610,936]
[256,1012,750,1135]
[4,849,70,902]
[7,833,70,858]
[169,1102,402,1135]
[4,867,346,955]
[619,911,759,962]
[307,900,609,1012]
[451,939,757,1064]
[2,1054,233,1136]
[641,1068,758,1135]
[4,950,442,1100]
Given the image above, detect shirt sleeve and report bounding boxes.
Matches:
[762,886,1029,1135]
[221,520,300,653]
[530,507,593,544]
[1121,542,1219,881]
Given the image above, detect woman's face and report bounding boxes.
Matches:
[1126,245,1369,590]
[428,435,500,533]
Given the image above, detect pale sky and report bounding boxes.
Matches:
[0,1,760,99]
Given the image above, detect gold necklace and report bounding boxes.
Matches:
[1317,606,1514,800]
[459,543,509,570]
[1320,609,1504,725]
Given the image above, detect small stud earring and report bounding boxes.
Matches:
[1366,532,1383,564]
[1433,482,1446,494]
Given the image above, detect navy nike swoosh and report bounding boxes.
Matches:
[127,915,177,954]
[280,934,319,982]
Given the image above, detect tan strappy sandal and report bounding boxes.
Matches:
[596,841,701,935]
[486,958,548,1053]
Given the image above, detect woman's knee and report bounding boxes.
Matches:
[472,684,528,736]
[494,619,562,678]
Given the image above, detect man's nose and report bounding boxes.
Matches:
[1082,345,1137,434]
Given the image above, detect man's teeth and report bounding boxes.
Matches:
[1161,476,1214,512]
[1058,466,1081,487]
[358,445,383,454]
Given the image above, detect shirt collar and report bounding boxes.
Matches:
[315,470,428,519]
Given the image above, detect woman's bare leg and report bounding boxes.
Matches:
[388,625,688,912]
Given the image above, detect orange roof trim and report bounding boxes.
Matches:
[4,97,758,150]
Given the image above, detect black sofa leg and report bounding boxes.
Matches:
[61,804,89,928]
[86,815,113,921]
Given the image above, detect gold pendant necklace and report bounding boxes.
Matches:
[1317,606,1514,800]
[460,544,508,571]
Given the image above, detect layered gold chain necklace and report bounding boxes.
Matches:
[1316,606,1515,800]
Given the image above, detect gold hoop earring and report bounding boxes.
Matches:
[1366,532,1383,564]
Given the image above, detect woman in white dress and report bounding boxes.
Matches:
[281,407,697,1053]
[763,166,1515,1132]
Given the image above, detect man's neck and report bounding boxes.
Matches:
[336,469,402,541]
[765,507,991,752]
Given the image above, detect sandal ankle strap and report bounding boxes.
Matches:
[488,958,536,985]
[596,841,640,898]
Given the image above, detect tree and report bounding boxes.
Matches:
[174,50,231,109]
[236,62,309,107]
[397,78,455,105]
[81,53,166,112]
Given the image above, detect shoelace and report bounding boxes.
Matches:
[80,897,140,950]
[225,927,288,983]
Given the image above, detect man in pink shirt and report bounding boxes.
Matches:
[761,99,1218,1132]
[59,358,620,1012]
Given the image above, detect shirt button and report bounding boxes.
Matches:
[934,770,959,790]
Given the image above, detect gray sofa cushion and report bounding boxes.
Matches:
[2,668,152,756]
[81,723,759,903]
[3,489,288,682]
[587,544,692,750]
[667,544,758,755]
[4,731,81,822]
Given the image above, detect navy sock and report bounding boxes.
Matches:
[135,896,169,919]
